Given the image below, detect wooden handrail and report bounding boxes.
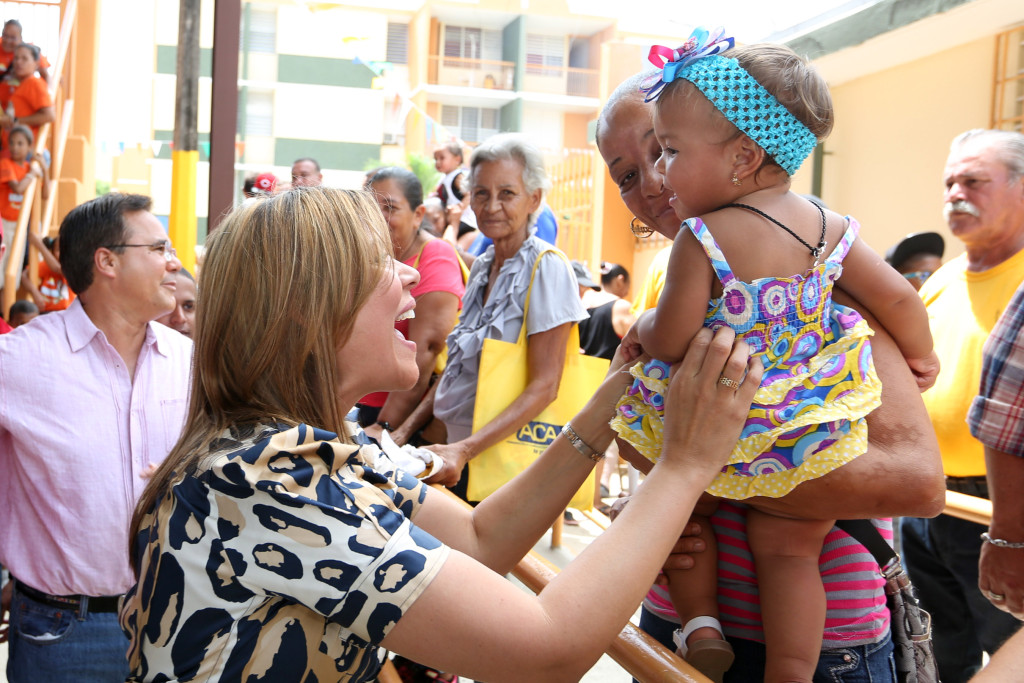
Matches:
[3,176,39,297]
[942,489,993,526]
[39,98,73,242]
[430,485,709,682]
[49,0,76,100]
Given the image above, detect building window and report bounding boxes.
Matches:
[443,25,501,64]
[993,25,1024,132]
[241,89,273,136]
[387,22,409,65]
[526,34,564,76]
[244,6,276,54]
[441,105,499,144]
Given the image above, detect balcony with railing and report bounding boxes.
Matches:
[427,55,515,91]
[523,63,600,98]
[425,56,599,99]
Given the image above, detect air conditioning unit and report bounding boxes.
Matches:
[383,132,403,145]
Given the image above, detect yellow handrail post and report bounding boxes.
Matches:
[169,0,200,273]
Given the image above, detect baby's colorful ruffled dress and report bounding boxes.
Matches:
[611,216,882,499]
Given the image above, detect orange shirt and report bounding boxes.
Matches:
[37,259,72,311]
[0,75,50,151]
[0,157,29,220]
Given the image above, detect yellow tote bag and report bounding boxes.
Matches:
[468,250,610,507]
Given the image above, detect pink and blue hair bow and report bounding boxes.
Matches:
[641,27,735,102]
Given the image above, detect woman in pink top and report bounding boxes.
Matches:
[359,167,465,440]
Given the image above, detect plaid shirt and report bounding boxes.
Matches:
[968,281,1024,457]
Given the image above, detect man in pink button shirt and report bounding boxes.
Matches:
[0,193,192,682]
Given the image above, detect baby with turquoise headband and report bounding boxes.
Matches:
[610,27,939,683]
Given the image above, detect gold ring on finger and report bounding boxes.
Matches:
[718,375,740,389]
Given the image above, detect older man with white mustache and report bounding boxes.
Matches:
[901,129,1024,683]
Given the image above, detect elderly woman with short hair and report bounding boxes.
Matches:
[392,134,585,500]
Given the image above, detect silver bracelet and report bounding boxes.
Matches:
[560,423,604,462]
[981,532,1024,549]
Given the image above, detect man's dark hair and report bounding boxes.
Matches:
[59,193,153,294]
[3,20,22,34]
[293,157,321,172]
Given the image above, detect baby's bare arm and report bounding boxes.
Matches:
[638,229,714,363]
[837,238,935,364]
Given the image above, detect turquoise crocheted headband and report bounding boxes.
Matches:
[642,27,818,176]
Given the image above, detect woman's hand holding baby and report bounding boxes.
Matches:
[658,327,762,480]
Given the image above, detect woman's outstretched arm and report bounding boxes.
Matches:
[385,328,762,682]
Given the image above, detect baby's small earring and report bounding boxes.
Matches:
[731,172,742,187]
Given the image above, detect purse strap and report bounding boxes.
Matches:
[518,248,580,353]
[835,519,898,569]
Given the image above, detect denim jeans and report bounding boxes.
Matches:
[637,607,896,682]
[900,515,1021,683]
[7,584,131,683]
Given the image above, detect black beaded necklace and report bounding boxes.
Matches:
[722,201,828,264]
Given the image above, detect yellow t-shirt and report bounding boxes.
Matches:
[631,246,673,315]
[920,247,1024,476]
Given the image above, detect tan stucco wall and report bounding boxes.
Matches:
[823,37,995,262]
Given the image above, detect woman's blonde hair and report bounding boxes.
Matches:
[130,187,392,568]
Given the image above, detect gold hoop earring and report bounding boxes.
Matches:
[732,172,742,187]
[630,216,653,238]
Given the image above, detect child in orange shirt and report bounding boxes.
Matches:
[0,124,44,219]
[20,229,70,312]
[0,125,44,280]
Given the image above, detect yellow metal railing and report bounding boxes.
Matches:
[2,0,76,317]
[546,148,595,263]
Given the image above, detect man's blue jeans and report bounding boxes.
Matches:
[638,606,897,682]
[7,584,130,683]
[900,514,1021,683]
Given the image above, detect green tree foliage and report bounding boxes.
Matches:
[406,152,441,194]
[363,152,441,195]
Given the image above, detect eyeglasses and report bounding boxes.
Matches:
[107,240,178,262]
[902,271,933,282]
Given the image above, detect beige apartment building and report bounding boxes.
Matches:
[26,0,1024,289]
